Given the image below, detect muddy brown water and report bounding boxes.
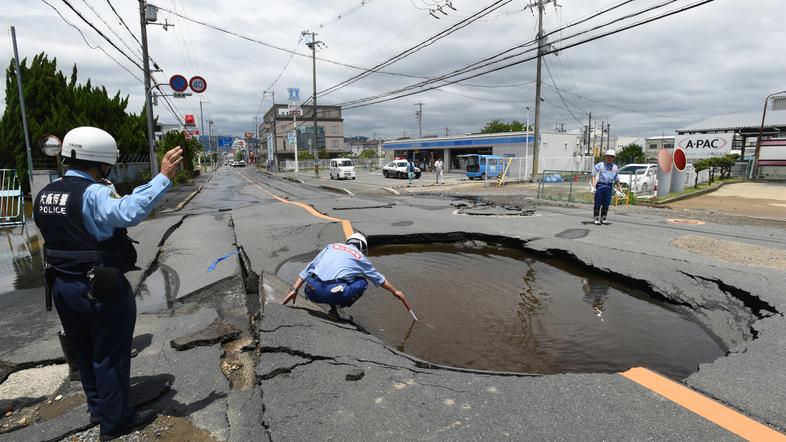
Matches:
[278,242,726,379]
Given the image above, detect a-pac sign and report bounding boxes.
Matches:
[675,133,734,159]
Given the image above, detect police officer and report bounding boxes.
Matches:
[34,126,182,440]
[590,149,624,225]
[282,233,409,318]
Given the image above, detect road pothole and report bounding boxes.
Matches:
[278,241,727,379]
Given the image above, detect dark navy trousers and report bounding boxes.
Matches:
[52,274,135,434]
[594,183,613,210]
[304,275,369,307]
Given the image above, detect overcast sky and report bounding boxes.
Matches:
[3,0,785,139]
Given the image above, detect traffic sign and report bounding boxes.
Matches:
[287,132,296,145]
[189,76,207,93]
[287,87,300,102]
[173,92,192,98]
[218,136,233,147]
[169,74,188,92]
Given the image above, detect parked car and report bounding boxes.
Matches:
[233,160,246,167]
[617,164,657,194]
[329,158,356,180]
[383,160,421,179]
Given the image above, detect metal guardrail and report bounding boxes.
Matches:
[0,169,25,228]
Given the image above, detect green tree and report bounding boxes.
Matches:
[359,149,377,159]
[158,130,202,177]
[480,119,525,133]
[616,143,646,165]
[0,53,150,190]
[692,159,709,188]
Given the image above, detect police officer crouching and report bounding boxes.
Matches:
[282,233,410,319]
[34,126,183,440]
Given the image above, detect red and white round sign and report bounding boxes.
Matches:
[189,76,207,93]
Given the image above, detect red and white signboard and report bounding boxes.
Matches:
[189,76,207,93]
[674,133,734,159]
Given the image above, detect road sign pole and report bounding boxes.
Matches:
[10,26,34,194]
[294,113,299,172]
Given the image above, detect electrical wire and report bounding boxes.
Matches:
[59,0,144,71]
[304,0,378,32]
[339,0,715,109]
[318,0,514,97]
[79,0,144,61]
[104,0,142,46]
[149,3,428,80]
[41,0,144,83]
[543,58,583,125]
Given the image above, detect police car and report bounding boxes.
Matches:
[382,160,421,179]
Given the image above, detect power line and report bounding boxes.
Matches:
[40,0,144,84]
[304,0,378,32]
[58,0,143,70]
[543,58,583,125]
[339,0,715,109]
[104,0,142,46]
[79,0,144,61]
[150,4,428,80]
[318,0,514,98]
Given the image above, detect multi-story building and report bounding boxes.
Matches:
[259,104,344,164]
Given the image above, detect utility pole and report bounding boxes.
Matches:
[606,123,611,151]
[530,0,550,181]
[444,127,449,137]
[139,0,158,176]
[10,26,34,193]
[415,102,425,138]
[303,32,322,156]
[586,112,592,155]
[599,121,605,156]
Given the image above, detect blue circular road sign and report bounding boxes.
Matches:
[169,74,188,92]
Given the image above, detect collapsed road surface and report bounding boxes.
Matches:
[1,166,785,441]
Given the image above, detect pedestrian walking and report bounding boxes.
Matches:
[34,126,183,440]
[434,158,444,184]
[407,160,415,186]
[590,149,623,225]
[283,233,411,319]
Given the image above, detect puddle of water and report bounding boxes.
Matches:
[0,226,44,295]
[278,242,726,379]
[136,264,179,313]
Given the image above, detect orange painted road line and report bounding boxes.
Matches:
[241,173,354,239]
[621,367,786,441]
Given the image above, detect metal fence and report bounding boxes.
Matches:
[1,169,25,228]
[537,170,655,203]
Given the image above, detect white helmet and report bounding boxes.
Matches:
[605,149,616,157]
[346,232,368,255]
[61,126,119,166]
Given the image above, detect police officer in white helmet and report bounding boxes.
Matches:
[283,233,410,319]
[34,126,183,440]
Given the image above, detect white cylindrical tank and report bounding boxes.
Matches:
[670,147,687,193]
[656,148,672,197]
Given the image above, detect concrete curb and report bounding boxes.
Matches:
[381,187,400,195]
[283,176,305,184]
[161,173,214,213]
[655,180,742,205]
[318,184,353,195]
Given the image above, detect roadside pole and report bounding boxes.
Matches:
[293,113,299,172]
[139,0,159,177]
[530,0,545,182]
[10,26,34,194]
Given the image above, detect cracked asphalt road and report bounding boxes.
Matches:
[1,166,785,441]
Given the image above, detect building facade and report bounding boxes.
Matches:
[383,131,592,174]
[259,104,345,163]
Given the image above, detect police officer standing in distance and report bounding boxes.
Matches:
[34,126,182,440]
[590,149,624,225]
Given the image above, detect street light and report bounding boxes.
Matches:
[750,90,786,179]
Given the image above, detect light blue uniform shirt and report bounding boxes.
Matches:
[593,162,619,185]
[66,169,172,241]
[299,243,386,287]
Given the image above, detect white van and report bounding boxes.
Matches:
[329,158,356,180]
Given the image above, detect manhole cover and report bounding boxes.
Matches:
[667,218,705,225]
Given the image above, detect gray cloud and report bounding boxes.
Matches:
[3,0,785,140]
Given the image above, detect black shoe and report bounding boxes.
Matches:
[90,416,100,425]
[99,410,157,441]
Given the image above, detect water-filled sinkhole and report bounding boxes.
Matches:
[278,241,727,379]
